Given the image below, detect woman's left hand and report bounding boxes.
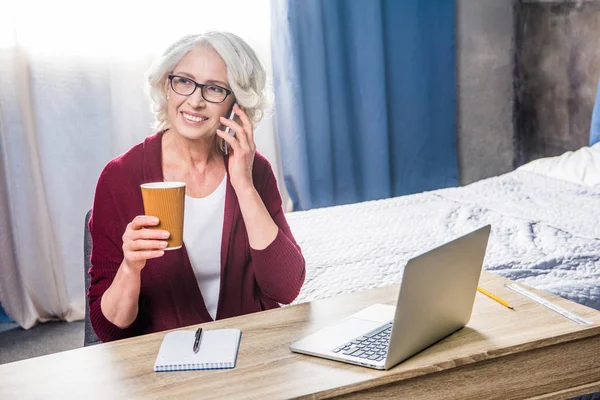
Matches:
[217,103,255,192]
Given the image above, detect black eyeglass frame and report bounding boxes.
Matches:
[167,74,233,103]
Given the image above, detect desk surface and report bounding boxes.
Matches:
[1,272,600,400]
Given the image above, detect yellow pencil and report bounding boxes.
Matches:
[477,286,514,310]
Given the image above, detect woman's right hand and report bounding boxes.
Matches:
[121,215,169,273]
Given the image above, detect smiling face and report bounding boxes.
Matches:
[166,45,235,143]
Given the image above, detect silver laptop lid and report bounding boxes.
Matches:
[384,224,491,369]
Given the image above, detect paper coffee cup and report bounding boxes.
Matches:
[140,182,186,250]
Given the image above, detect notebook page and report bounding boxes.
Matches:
[154,329,241,371]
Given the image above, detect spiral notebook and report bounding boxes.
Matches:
[154,329,242,372]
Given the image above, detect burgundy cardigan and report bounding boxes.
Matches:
[88,131,306,342]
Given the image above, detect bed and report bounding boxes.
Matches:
[287,143,600,312]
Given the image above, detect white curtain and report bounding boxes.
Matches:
[0,0,289,329]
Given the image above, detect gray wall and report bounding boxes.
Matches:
[516,0,600,164]
[456,0,517,185]
[456,0,600,185]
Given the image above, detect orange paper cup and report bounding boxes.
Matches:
[140,182,186,250]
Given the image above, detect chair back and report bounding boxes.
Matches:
[84,210,101,346]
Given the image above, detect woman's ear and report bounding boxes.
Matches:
[164,78,171,99]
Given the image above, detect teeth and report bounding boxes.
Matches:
[183,113,206,122]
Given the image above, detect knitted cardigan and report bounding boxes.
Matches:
[88,131,306,342]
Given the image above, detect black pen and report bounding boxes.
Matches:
[193,328,202,354]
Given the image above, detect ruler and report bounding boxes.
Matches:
[505,283,593,326]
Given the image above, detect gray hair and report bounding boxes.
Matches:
[146,31,268,131]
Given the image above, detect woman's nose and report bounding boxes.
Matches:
[187,88,206,108]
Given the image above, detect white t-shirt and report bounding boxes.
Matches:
[183,175,227,320]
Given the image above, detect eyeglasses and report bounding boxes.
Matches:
[167,74,232,103]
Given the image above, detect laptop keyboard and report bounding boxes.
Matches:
[331,321,392,362]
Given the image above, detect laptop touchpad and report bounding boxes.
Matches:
[293,317,382,353]
[330,317,382,343]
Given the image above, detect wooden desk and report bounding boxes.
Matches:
[1,272,599,399]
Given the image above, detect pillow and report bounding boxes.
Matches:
[517,143,600,188]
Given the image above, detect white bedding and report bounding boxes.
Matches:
[287,166,600,311]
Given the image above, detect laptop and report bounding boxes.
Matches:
[289,225,491,370]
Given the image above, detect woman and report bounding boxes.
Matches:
[88,31,306,342]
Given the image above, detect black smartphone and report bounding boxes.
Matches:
[221,103,237,155]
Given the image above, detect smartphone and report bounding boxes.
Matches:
[221,103,237,155]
